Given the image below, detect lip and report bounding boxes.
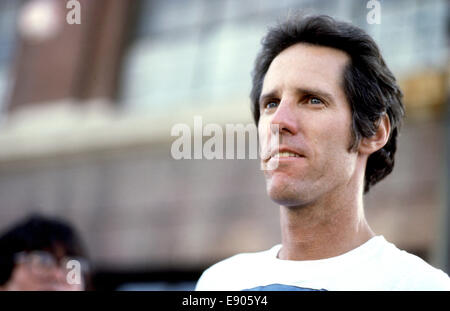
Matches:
[264,146,306,162]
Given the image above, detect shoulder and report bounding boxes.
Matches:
[195,246,279,291]
[377,239,450,290]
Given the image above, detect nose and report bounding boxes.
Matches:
[270,99,298,136]
[43,266,66,283]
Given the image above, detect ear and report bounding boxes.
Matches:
[358,114,390,155]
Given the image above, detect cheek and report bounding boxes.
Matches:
[309,114,354,167]
[316,108,352,145]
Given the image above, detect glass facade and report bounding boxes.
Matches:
[120,0,448,114]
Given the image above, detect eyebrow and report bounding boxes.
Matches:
[259,87,335,105]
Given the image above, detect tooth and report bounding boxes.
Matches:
[273,151,300,158]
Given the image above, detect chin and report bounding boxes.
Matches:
[266,178,310,207]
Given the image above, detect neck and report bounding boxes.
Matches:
[278,178,374,261]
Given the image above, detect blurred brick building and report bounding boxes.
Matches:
[0,0,448,289]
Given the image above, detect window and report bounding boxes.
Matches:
[119,0,448,114]
[364,0,447,76]
[119,0,313,114]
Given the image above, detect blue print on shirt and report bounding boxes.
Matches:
[243,284,327,291]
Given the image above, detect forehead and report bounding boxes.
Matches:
[262,43,350,98]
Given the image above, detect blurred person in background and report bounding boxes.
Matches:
[196,14,450,291]
[0,213,90,291]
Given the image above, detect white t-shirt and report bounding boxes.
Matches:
[196,236,450,291]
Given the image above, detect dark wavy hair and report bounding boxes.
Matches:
[250,14,405,193]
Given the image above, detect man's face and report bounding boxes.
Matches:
[5,248,85,291]
[258,43,358,207]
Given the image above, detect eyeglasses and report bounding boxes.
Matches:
[14,250,90,274]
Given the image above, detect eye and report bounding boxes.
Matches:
[263,101,279,110]
[309,97,323,105]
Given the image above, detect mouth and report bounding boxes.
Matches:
[272,151,303,159]
[263,148,305,162]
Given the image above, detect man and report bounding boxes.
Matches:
[196,15,450,291]
[0,214,90,291]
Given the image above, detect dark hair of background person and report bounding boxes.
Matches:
[250,14,405,193]
[0,213,91,289]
